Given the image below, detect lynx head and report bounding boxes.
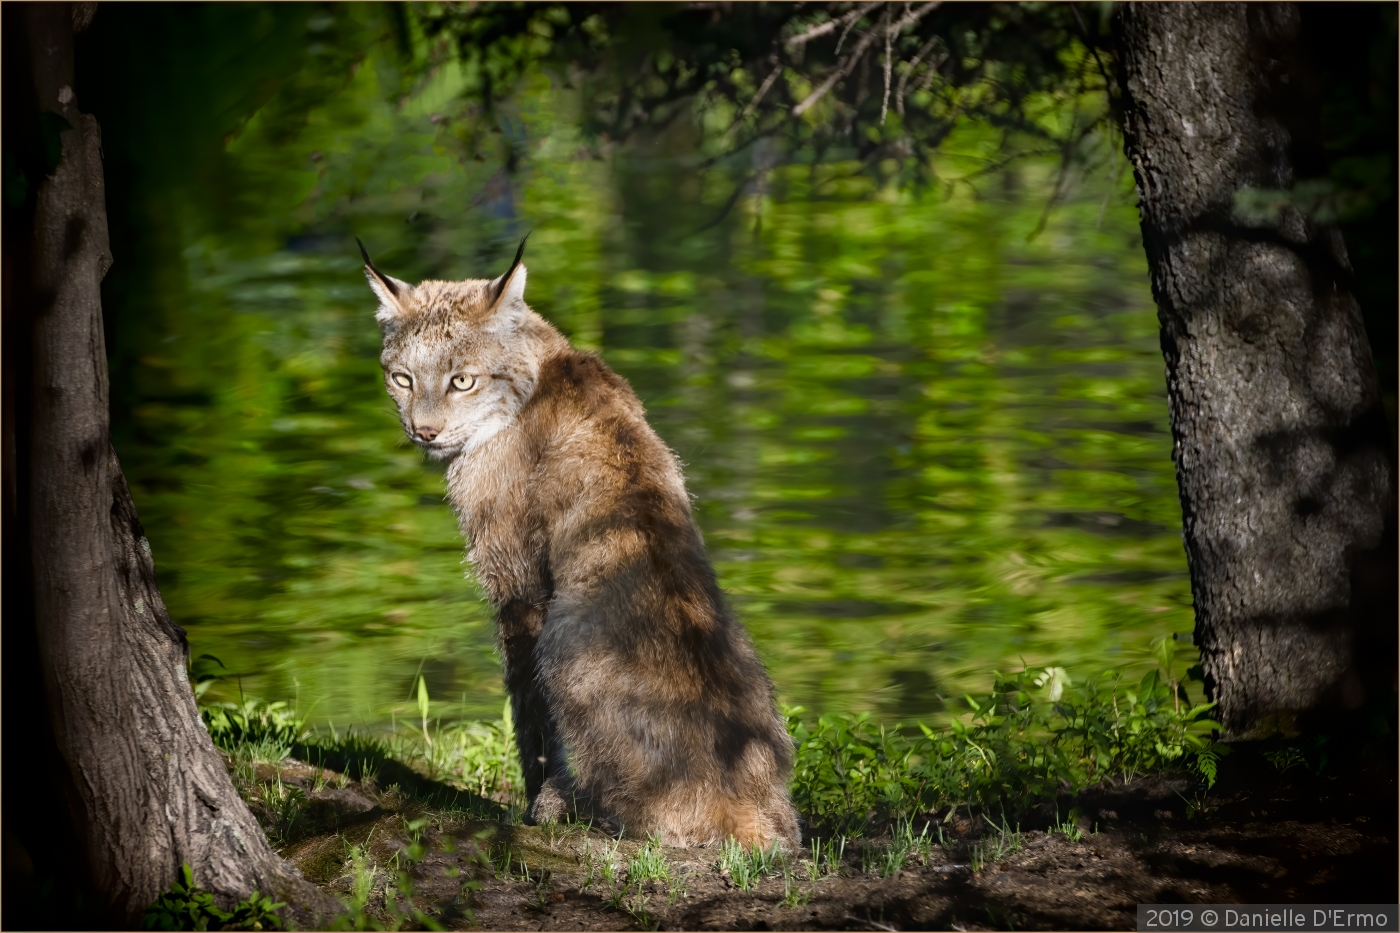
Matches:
[362,236,540,461]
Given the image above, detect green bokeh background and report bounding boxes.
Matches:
[88,4,1204,729]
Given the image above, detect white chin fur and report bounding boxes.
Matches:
[416,419,510,462]
[421,442,462,462]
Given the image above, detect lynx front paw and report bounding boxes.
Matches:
[526,777,571,824]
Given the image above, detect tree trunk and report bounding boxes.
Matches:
[1116,2,1396,739]
[20,4,341,926]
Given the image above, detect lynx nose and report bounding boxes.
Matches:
[413,425,441,442]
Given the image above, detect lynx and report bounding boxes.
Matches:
[361,238,800,849]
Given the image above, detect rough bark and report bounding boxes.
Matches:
[22,4,341,926]
[1116,3,1395,738]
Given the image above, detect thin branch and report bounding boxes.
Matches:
[880,6,893,124]
[784,2,881,49]
[1028,101,1089,241]
[836,1,881,54]
[888,0,942,35]
[697,92,820,172]
[918,49,943,93]
[722,59,785,147]
[896,33,941,115]
[793,25,882,116]
[1069,2,1115,99]
[1027,154,1070,240]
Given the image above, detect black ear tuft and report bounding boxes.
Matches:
[490,232,531,306]
[357,237,400,297]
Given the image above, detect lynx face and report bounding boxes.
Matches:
[363,243,539,461]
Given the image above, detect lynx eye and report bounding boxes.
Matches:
[391,372,412,389]
[450,374,477,392]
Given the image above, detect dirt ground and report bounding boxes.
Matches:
[267,750,1397,931]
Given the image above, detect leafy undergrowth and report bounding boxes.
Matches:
[199,638,1222,843]
[788,658,1220,836]
[145,863,285,931]
[180,651,1394,927]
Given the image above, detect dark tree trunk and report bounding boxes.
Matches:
[14,4,341,927]
[1116,2,1396,738]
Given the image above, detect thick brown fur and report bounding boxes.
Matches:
[364,248,799,849]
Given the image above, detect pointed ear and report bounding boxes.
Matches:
[357,238,413,329]
[486,233,530,323]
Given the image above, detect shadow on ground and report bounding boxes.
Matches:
[249,739,1398,931]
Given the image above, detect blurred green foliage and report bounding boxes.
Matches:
[75,3,1197,727]
[72,4,1391,732]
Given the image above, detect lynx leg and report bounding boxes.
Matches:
[500,626,558,810]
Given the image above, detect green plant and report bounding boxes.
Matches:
[787,646,1221,833]
[330,843,384,932]
[1193,746,1223,788]
[869,818,935,877]
[371,829,445,933]
[517,856,555,911]
[348,844,376,911]
[807,835,846,879]
[626,832,671,885]
[203,699,306,766]
[716,836,782,891]
[985,815,1024,854]
[1263,747,1307,774]
[780,866,810,908]
[189,654,229,702]
[399,817,429,865]
[874,838,907,877]
[1051,807,1083,843]
[969,816,1024,871]
[1176,787,1215,821]
[379,871,443,932]
[787,708,917,835]
[415,676,432,748]
[665,869,688,906]
[144,863,285,932]
[256,774,306,847]
[579,837,623,893]
[620,890,655,930]
[482,839,516,879]
[968,841,986,874]
[410,697,523,808]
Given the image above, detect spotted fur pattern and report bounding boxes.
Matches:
[367,254,800,849]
